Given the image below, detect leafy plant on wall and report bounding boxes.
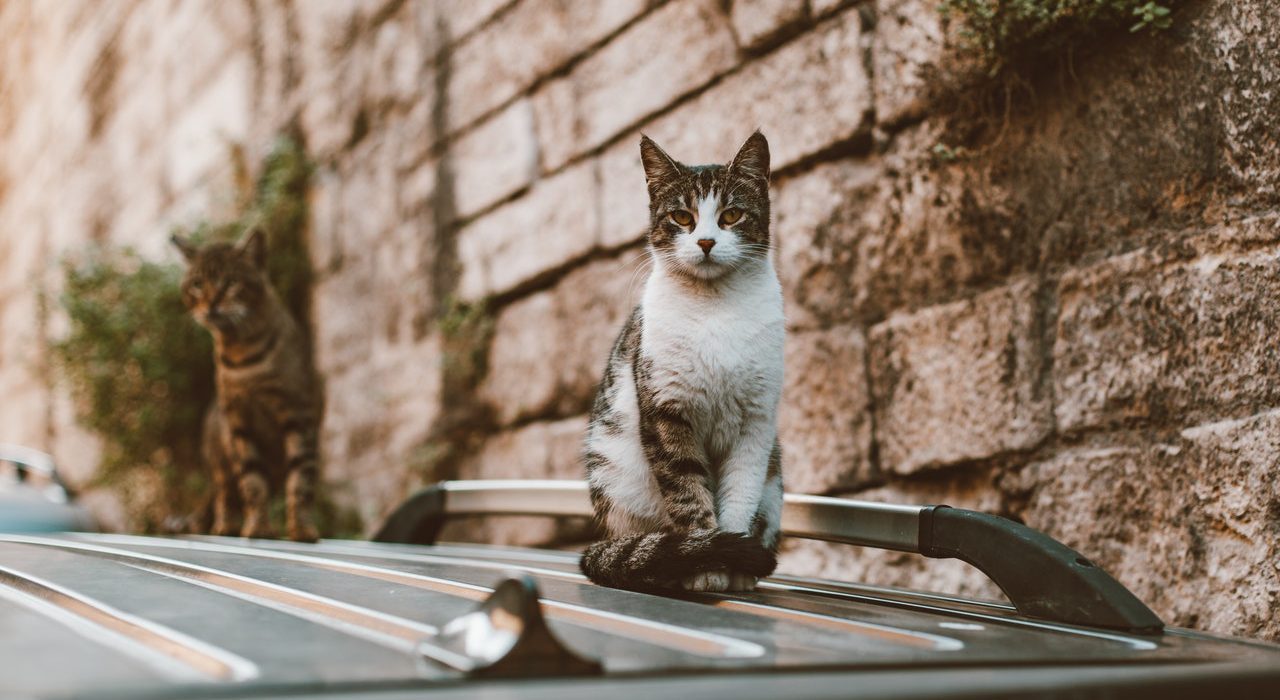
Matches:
[939,0,1181,74]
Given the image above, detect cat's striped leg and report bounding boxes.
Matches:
[210,463,241,536]
[204,410,241,536]
[222,413,275,539]
[283,417,320,543]
[640,403,716,532]
[637,401,725,592]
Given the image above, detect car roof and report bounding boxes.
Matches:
[3,532,1279,699]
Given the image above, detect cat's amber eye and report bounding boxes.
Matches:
[670,210,694,226]
[719,208,743,226]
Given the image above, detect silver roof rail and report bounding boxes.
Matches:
[374,480,1164,636]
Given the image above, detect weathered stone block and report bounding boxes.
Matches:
[531,75,581,174]
[730,0,808,50]
[456,415,590,481]
[645,5,869,166]
[572,0,738,153]
[163,56,251,197]
[446,0,649,134]
[772,159,880,330]
[597,141,652,250]
[1014,410,1280,640]
[778,325,874,493]
[872,0,950,126]
[456,160,600,300]
[479,250,640,425]
[598,7,871,247]
[1053,244,1280,433]
[319,335,443,533]
[366,9,432,108]
[451,98,539,220]
[870,277,1052,474]
[811,0,854,16]
[437,0,513,43]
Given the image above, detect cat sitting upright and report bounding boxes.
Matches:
[581,131,785,593]
[172,227,322,542]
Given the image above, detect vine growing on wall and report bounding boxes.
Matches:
[54,136,361,535]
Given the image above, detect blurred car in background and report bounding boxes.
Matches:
[0,443,95,533]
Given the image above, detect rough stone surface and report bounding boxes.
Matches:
[870,278,1053,474]
[530,75,580,174]
[771,158,881,330]
[450,98,539,220]
[872,0,951,126]
[456,160,599,300]
[1054,235,1280,434]
[571,0,738,155]
[599,6,871,246]
[730,0,807,51]
[446,0,649,135]
[1012,411,1280,640]
[479,250,641,426]
[778,326,875,493]
[4,0,1280,643]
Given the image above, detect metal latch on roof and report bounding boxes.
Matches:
[418,574,602,677]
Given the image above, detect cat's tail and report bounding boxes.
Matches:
[579,529,777,591]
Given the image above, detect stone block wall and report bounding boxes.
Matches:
[1,0,1277,640]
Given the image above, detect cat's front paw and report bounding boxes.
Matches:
[682,570,730,592]
[240,516,276,540]
[727,572,758,592]
[287,516,319,543]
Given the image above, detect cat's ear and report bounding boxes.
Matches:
[235,225,267,269]
[729,130,770,182]
[639,135,682,195]
[171,234,198,263]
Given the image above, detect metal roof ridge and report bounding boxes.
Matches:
[0,560,259,682]
[70,533,766,660]
[1,535,441,656]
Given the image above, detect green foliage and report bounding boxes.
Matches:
[930,142,972,162]
[938,0,1181,72]
[410,297,496,483]
[55,135,313,533]
[55,250,215,531]
[439,296,495,393]
[1130,2,1173,32]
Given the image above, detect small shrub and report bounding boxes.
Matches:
[55,250,214,531]
[938,0,1182,74]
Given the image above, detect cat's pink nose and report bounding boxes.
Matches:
[697,239,716,255]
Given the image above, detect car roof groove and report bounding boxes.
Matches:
[219,537,1160,652]
[0,561,259,682]
[64,533,768,660]
[2,535,442,656]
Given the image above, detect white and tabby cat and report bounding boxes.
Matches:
[581,132,785,593]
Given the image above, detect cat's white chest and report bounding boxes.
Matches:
[641,266,785,459]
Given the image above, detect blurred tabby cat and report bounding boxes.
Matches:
[172,227,321,542]
[581,132,784,592]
